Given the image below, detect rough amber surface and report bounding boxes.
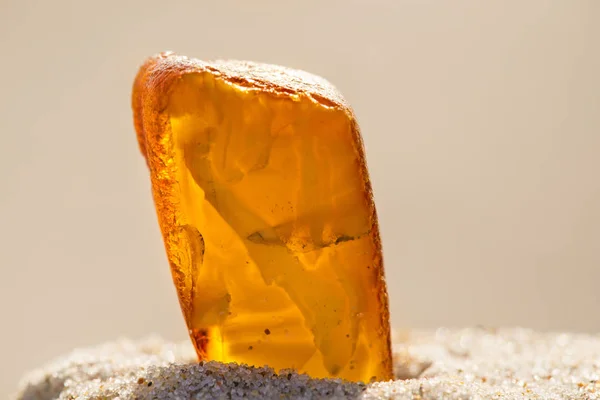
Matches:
[132,53,392,383]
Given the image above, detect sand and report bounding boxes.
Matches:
[15,327,600,399]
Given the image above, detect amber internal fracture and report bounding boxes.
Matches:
[132,53,392,382]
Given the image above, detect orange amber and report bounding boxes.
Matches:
[132,53,392,382]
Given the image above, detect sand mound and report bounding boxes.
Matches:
[15,328,600,399]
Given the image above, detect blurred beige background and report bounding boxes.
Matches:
[1,0,599,396]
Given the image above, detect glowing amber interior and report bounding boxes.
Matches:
[136,63,392,382]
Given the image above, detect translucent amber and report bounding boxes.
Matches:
[132,53,392,382]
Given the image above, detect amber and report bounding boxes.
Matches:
[132,53,392,382]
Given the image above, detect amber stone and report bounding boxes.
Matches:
[132,53,392,382]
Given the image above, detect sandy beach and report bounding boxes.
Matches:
[15,327,600,399]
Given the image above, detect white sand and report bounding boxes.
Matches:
[15,327,600,399]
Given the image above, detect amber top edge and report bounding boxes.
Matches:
[133,52,353,109]
[131,52,357,161]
